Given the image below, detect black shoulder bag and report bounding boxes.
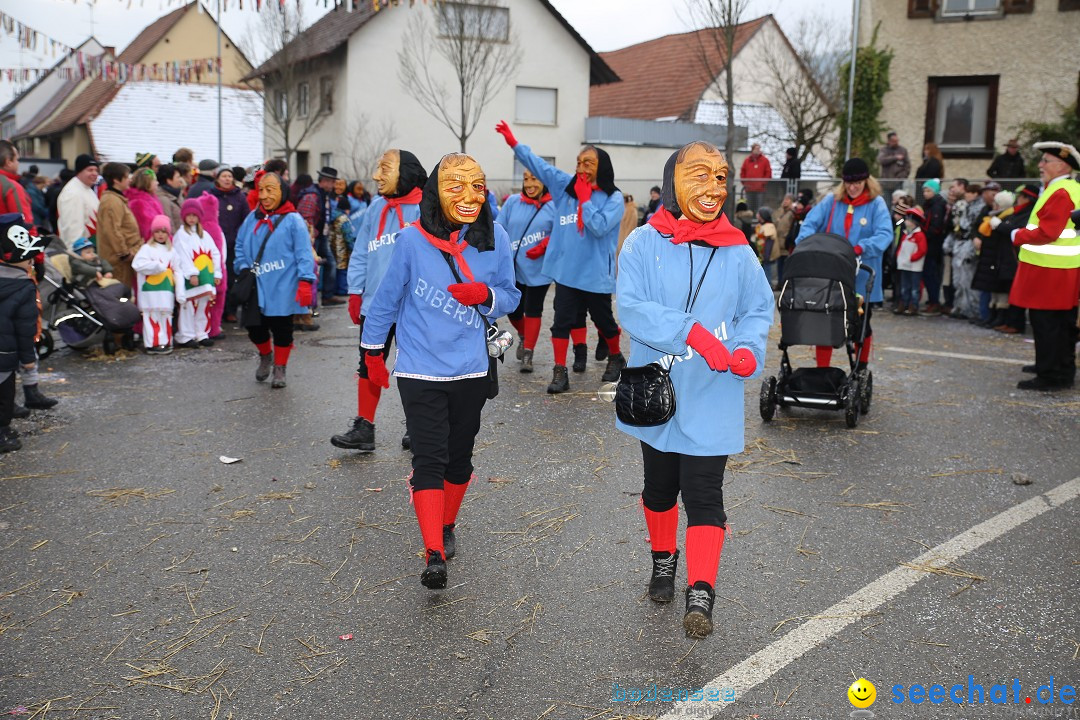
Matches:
[615,245,717,427]
[440,251,501,400]
[228,216,280,329]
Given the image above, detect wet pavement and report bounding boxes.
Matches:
[0,302,1077,720]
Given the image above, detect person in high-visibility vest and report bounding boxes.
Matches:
[999,141,1080,390]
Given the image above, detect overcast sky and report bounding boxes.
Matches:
[0,0,852,108]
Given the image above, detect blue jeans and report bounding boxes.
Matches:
[922,254,942,306]
[315,234,335,300]
[979,290,992,321]
[762,261,776,288]
[899,270,922,306]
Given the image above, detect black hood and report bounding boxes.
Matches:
[565,145,619,199]
[660,150,683,218]
[418,161,495,252]
[387,150,428,198]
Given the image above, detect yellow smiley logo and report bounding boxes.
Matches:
[848,678,876,708]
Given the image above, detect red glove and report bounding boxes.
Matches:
[295,280,313,307]
[687,323,731,372]
[348,294,362,324]
[853,245,863,256]
[574,174,593,205]
[448,282,490,307]
[495,120,518,148]
[730,347,757,377]
[365,352,389,389]
[525,237,549,260]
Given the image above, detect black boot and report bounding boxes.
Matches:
[601,353,626,383]
[0,427,21,453]
[443,524,456,559]
[520,348,534,373]
[572,344,588,373]
[595,340,609,361]
[547,365,570,394]
[11,404,29,419]
[401,433,411,450]
[516,337,525,361]
[23,385,57,410]
[648,550,679,603]
[330,417,375,452]
[420,549,447,589]
[683,581,716,638]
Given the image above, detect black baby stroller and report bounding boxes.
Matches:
[759,232,875,428]
[39,254,140,357]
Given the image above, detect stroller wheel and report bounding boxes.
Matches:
[759,376,777,422]
[844,377,861,428]
[102,333,118,356]
[859,369,873,415]
[36,329,54,361]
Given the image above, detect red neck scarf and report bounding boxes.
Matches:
[647,206,748,247]
[416,223,475,282]
[830,190,872,238]
[254,200,297,234]
[520,192,551,209]
[377,187,423,239]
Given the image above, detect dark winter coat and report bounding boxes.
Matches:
[186,177,215,199]
[781,156,801,179]
[209,185,249,244]
[971,202,1032,293]
[0,264,40,374]
[915,157,943,179]
[921,194,948,257]
[986,152,1026,180]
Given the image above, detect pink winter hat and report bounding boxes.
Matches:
[180,198,203,222]
[150,215,172,234]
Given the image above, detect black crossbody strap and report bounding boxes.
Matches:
[512,205,544,264]
[631,245,718,360]
[440,250,495,334]
[252,216,280,267]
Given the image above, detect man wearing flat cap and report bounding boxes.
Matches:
[297,166,344,306]
[1002,141,1080,390]
[186,159,220,199]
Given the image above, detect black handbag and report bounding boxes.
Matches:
[615,246,717,427]
[228,217,280,328]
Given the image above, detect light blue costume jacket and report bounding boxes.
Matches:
[499,194,554,288]
[795,193,893,303]
[361,223,521,381]
[512,144,623,293]
[615,226,774,456]
[233,211,316,317]
[346,195,421,314]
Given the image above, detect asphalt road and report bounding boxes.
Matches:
[0,301,1077,720]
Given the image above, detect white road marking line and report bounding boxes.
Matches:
[881,345,1029,365]
[657,476,1080,720]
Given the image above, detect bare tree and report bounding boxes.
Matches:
[684,0,753,165]
[397,0,522,153]
[240,3,328,168]
[338,115,397,183]
[758,16,844,166]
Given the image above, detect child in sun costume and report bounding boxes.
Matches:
[132,215,185,354]
[173,198,222,347]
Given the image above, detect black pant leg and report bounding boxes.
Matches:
[679,454,728,527]
[267,315,295,347]
[523,283,549,317]
[551,283,584,338]
[585,291,620,339]
[398,378,451,491]
[247,325,270,345]
[1031,308,1078,384]
[0,372,15,428]
[444,377,489,484]
[508,282,527,323]
[640,441,681,513]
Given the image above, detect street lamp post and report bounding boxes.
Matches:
[844,0,861,161]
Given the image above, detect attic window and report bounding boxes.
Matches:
[940,0,1002,15]
[436,2,510,42]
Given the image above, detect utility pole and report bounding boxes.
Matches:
[217,0,223,161]
[844,0,861,161]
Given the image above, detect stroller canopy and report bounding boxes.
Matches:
[783,233,858,289]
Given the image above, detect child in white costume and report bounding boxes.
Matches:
[173,198,222,347]
[132,215,185,354]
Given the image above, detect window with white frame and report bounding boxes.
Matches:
[274,90,288,121]
[319,76,333,114]
[297,82,309,118]
[320,153,332,169]
[512,156,555,184]
[436,2,510,42]
[941,0,1001,15]
[515,87,557,126]
[926,76,999,154]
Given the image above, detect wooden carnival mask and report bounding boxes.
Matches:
[674,143,728,223]
[373,150,401,196]
[438,154,486,225]
[522,170,543,200]
[576,148,599,185]
[258,173,284,213]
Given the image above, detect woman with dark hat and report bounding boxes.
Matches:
[795,158,893,369]
[616,141,774,638]
[232,171,316,388]
[360,153,519,590]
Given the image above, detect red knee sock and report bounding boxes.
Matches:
[443,478,470,526]
[858,335,872,363]
[523,316,542,350]
[254,340,272,356]
[357,377,382,422]
[643,505,679,554]
[412,489,445,558]
[509,315,525,337]
[552,337,569,366]
[685,525,726,587]
[570,327,587,346]
[273,344,292,366]
[815,346,833,367]
[605,331,621,356]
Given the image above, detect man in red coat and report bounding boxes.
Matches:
[0,141,35,231]
[1004,141,1080,390]
[739,143,772,213]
